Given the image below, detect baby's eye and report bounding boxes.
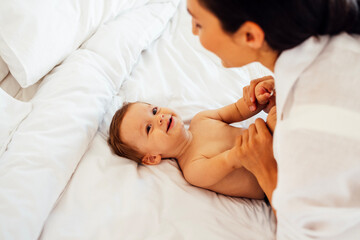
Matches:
[195,23,202,29]
[152,107,158,115]
[146,124,152,134]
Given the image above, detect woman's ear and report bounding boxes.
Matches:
[142,154,162,165]
[233,21,265,49]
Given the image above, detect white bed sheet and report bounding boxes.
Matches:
[0,1,179,239]
[41,2,276,239]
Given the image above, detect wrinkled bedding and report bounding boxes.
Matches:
[0,0,276,239]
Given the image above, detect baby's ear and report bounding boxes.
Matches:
[141,154,161,165]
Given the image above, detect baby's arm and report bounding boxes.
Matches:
[181,147,243,188]
[200,80,274,124]
[198,97,265,125]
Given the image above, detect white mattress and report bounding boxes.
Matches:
[0,1,276,239]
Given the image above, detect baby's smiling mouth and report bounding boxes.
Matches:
[167,116,173,132]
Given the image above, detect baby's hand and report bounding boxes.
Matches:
[254,79,275,105]
[243,76,276,112]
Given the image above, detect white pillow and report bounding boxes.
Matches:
[0,0,149,88]
[0,1,179,238]
[81,0,180,91]
[0,88,32,156]
[0,56,8,83]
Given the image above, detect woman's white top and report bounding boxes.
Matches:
[273,33,360,240]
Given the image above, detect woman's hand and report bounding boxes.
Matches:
[234,118,278,202]
[243,76,276,113]
[235,119,274,175]
[266,106,277,134]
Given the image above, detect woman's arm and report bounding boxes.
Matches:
[234,118,278,214]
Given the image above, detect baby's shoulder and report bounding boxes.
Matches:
[190,111,215,129]
[190,110,226,132]
[189,111,206,126]
[192,109,220,121]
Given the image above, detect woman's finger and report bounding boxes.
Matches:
[242,129,249,144]
[264,96,276,113]
[248,123,257,141]
[254,118,272,138]
[235,135,242,146]
[243,86,253,108]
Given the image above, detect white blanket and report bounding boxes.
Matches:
[0,88,32,156]
[0,1,276,239]
[42,2,276,239]
[0,1,179,239]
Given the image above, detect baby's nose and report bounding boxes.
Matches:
[158,114,165,125]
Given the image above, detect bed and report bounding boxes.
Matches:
[0,0,276,239]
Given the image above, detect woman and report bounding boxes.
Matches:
[186,0,360,238]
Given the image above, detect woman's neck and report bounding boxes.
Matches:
[255,40,280,72]
[259,48,279,72]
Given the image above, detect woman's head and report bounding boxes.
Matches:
[187,0,360,67]
[187,0,271,68]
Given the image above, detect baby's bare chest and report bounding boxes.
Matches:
[189,119,243,158]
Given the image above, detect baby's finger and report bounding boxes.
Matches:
[256,90,271,105]
[249,76,273,103]
[249,76,273,111]
[259,80,275,93]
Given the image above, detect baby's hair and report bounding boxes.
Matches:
[108,102,143,164]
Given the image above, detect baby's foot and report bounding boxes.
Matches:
[266,106,277,134]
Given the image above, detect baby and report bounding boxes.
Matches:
[108,80,276,199]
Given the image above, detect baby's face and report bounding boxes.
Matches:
[120,102,188,158]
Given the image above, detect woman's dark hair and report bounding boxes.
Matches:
[198,0,360,51]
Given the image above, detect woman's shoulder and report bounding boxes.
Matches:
[306,33,360,77]
[327,33,360,54]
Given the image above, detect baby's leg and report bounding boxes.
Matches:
[266,106,277,134]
